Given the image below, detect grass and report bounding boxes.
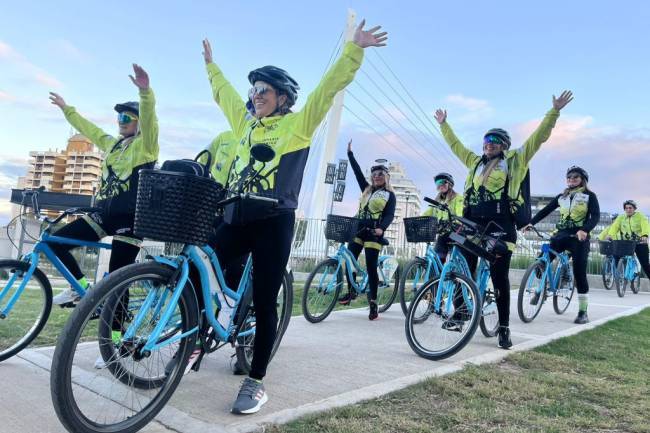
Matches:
[269,308,650,433]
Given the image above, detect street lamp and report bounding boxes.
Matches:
[403,190,411,256]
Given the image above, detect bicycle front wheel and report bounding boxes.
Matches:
[235,269,293,374]
[398,258,428,316]
[517,261,546,323]
[302,259,343,323]
[615,260,627,298]
[51,261,199,433]
[602,258,614,290]
[479,285,499,338]
[377,258,399,313]
[0,259,52,362]
[553,262,575,315]
[631,264,641,294]
[405,274,481,361]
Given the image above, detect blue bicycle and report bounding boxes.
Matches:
[404,198,502,361]
[398,216,444,316]
[50,145,293,432]
[517,227,575,323]
[612,239,641,297]
[599,240,616,290]
[0,188,110,362]
[301,215,400,323]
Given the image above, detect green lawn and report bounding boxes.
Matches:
[270,308,650,433]
[291,281,390,317]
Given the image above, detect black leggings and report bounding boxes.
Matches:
[346,242,380,300]
[550,235,590,294]
[635,243,650,281]
[464,251,512,327]
[46,214,141,279]
[208,212,295,380]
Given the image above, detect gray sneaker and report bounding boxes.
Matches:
[53,288,81,306]
[231,377,268,414]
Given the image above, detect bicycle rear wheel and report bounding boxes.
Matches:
[51,262,199,433]
[398,258,428,316]
[631,263,641,294]
[615,260,627,298]
[302,259,343,323]
[553,262,575,315]
[479,285,499,338]
[602,258,614,290]
[517,261,546,323]
[0,259,52,362]
[405,274,481,360]
[377,258,399,313]
[235,270,293,374]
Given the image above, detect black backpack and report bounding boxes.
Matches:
[160,149,213,179]
[509,169,532,229]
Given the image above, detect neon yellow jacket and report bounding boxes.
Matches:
[199,131,237,187]
[610,212,650,240]
[63,88,159,214]
[440,109,560,212]
[422,193,464,220]
[206,42,364,211]
[598,224,619,241]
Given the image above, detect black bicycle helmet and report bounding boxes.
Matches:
[484,128,511,149]
[434,172,454,187]
[623,199,638,209]
[566,165,589,182]
[248,66,300,108]
[114,101,139,116]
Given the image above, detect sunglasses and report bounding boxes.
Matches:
[372,172,386,178]
[484,135,504,146]
[435,179,448,187]
[248,85,274,100]
[566,174,581,180]
[117,112,137,124]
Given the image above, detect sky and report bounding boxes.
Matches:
[1,0,649,224]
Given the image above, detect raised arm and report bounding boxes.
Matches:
[203,39,249,138]
[290,20,387,146]
[347,141,369,191]
[130,64,158,159]
[434,109,480,168]
[50,92,116,151]
[517,91,573,164]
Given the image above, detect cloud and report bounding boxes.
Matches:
[49,39,89,62]
[443,94,494,124]
[516,114,650,211]
[0,40,63,89]
[0,91,15,102]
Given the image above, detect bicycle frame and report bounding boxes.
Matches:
[434,245,476,316]
[128,244,254,354]
[534,243,571,296]
[0,230,111,317]
[327,243,394,295]
[621,255,638,281]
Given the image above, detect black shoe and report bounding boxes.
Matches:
[574,311,589,324]
[368,300,378,320]
[529,291,541,305]
[338,292,357,305]
[441,320,463,332]
[498,326,512,349]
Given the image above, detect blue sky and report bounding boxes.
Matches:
[1,0,649,223]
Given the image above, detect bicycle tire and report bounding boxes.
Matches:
[553,262,575,315]
[517,261,546,323]
[602,258,614,290]
[302,259,343,323]
[479,287,499,338]
[398,258,428,316]
[631,263,641,294]
[405,274,481,360]
[51,262,199,433]
[0,259,52,362]
[235,270,293,374]
[615,260,627,298]
[377,262,399,313]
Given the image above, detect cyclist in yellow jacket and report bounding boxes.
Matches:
[422,173,463,263]
[201,20,387,414]
[608,200,650,283]
[47,64,158,307]
[434,90,573,349]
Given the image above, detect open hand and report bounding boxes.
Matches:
[353,19,388,48]
[49,92,67,110]
[347,139,353,153]
[129,64,150,90]
[202,39,213,64]
[434,109,447,125]
[553,90,574,111]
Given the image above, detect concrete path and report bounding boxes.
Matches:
[2,288,649,433]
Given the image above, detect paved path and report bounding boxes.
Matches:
[2,288,649,433]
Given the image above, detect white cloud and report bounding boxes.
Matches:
[49,39,89,62]
[442,94,494,124]
[0,40,63,89]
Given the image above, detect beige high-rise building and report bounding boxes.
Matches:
[25,134,103,195]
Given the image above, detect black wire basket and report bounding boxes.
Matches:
[134,169,224,245]
[403,216,438,243]
[325,215,360,243]
[598,240,613,256]
[611,240,636,257]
